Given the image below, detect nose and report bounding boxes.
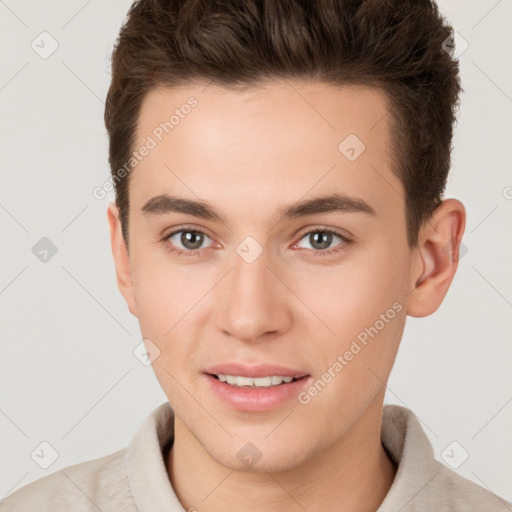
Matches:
[215,244,293,343]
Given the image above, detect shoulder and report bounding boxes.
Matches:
[380,405,510,510]
[0,447,137,512]
[422,460,510,511]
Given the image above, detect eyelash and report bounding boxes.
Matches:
[162,226,352,258]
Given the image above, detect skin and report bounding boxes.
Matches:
[108,80,465,512]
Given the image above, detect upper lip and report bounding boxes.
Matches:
[204,363,309,379]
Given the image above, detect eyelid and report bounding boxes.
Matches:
[163,224,214,240]
[294,224,352,242]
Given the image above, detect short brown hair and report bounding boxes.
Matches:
[104,0,462,249]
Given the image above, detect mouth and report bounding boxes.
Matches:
[202,364,311,412]
[208,373,306,389]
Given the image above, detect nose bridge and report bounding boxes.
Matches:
[215,240,289,341]
[231,242,269,298]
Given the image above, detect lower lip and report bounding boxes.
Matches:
[204,374,311,412]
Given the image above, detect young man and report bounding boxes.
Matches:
[2,0,508,510]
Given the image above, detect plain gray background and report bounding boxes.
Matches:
[1,0,511,503]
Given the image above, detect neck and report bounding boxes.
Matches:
[166,396,397,512]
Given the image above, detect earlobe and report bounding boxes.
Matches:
[406,199,466,318]
[107,202,138,317]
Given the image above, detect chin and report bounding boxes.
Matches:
[204,436,314,474]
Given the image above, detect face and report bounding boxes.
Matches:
[112,80,419,472]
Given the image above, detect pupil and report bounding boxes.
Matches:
[182,231,203,250]
[311,232,331,250]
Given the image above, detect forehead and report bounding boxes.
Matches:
[130,80,402,221]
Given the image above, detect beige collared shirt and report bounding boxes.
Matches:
[1,402,508,511]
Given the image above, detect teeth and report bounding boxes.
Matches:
[216,374,296,387]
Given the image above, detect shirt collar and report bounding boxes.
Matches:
[377,404,441,511]
[125,402,184,512]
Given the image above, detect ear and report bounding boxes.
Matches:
[406,198,466,317]
[107,202,137,317]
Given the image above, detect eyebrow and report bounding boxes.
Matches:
[141,192,377,224]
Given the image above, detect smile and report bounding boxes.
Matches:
[212,374,298,388]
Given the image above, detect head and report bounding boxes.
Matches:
[105,0,465,472]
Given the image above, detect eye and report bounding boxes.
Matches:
[294,228,351,255]
[163,227,214,255]
[162,226,352,257]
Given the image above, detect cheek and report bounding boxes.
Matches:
[299,253,402,327]
[131,247,207,329]
[295,259,406,420]
[293,246,407,374]
[131,263,205,401]
[130,253,221,374]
